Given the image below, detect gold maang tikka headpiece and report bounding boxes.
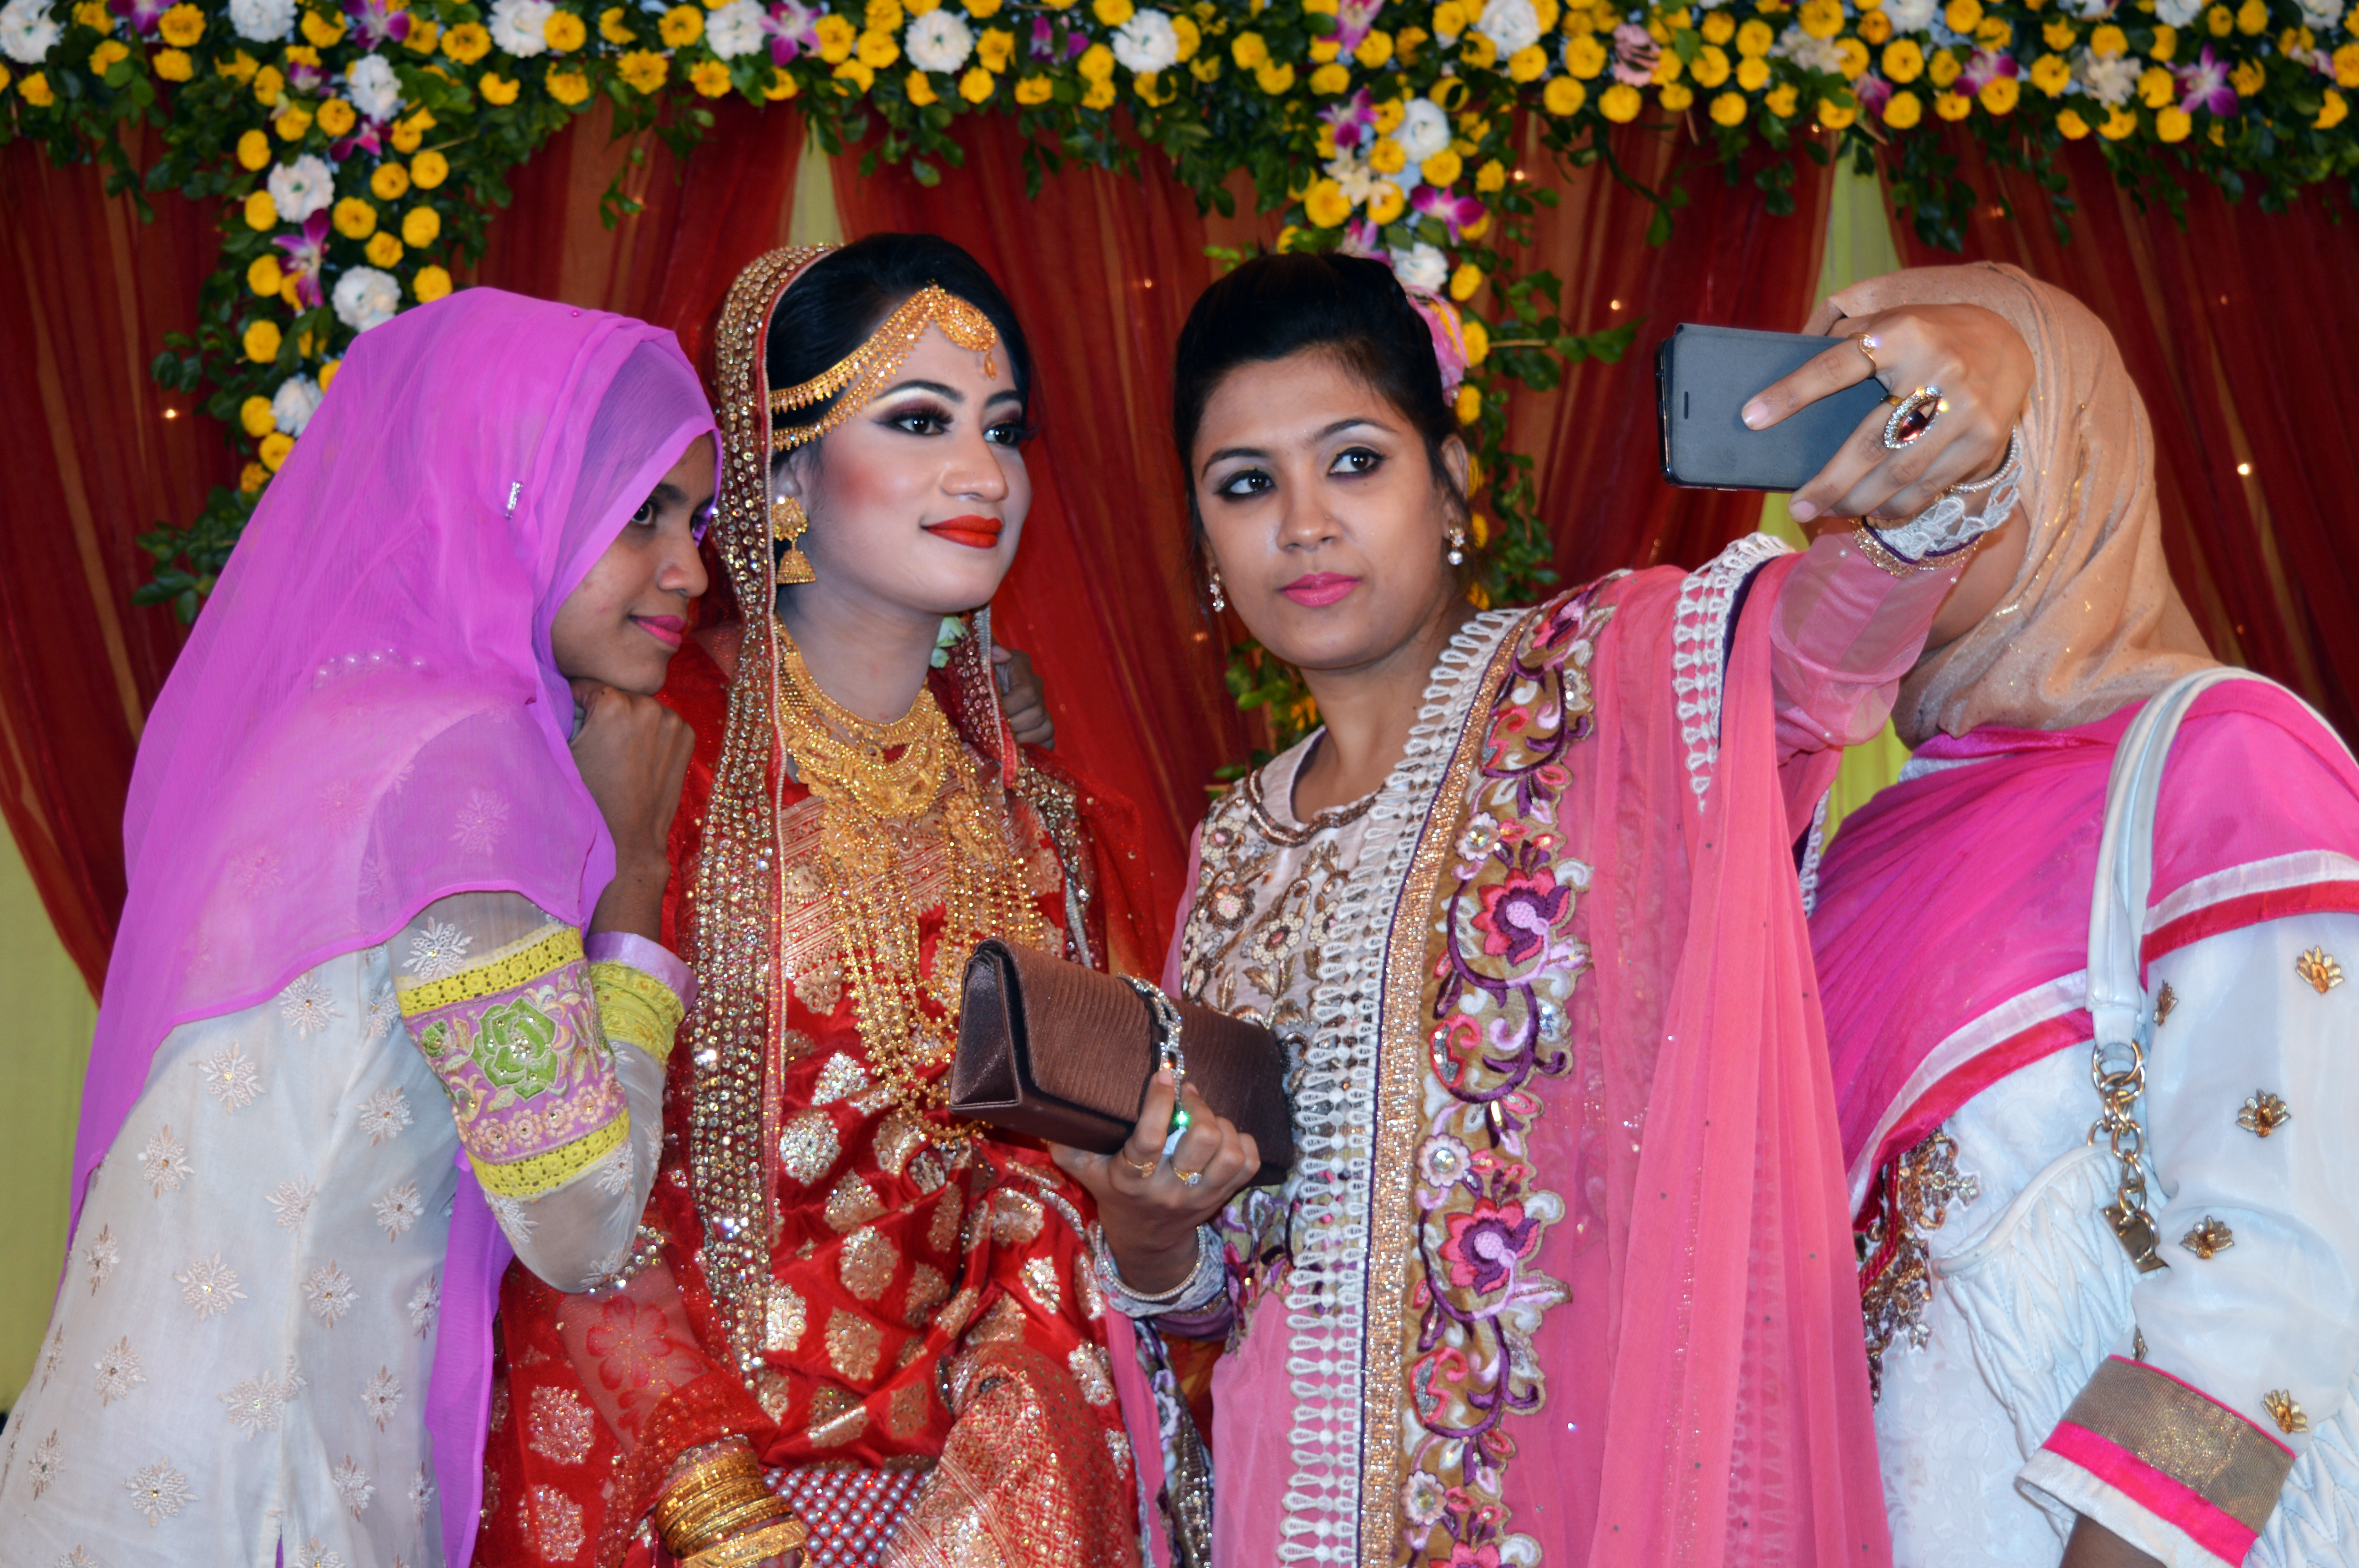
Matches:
[767,282,1001,454]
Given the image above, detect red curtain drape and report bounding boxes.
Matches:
[830,117,1258,902]
[1507,124,1835,584]
[0,135,220,993]
[1884,133,2359,739]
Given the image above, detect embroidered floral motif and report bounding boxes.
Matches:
[293,1541,345,1568]
[488,1193,538,1240]
[530,1482,589,1561]
[54,1548,98,1568]
[139,1124,192,1196]
[2266,1389,2310,1434]
[94,1336,146,1405]
[279,972,343,1036]
[453,788,511,856]
[1021,1255,1063,1313]
[26,1431,60,1499]
[331,1454,375,1517]
[527,1385,596,1464]
[1067,1343,1115,1406]
[473,996,564,1097]
[365,993,399,1043]
[82,1223,119,1295]
[810,1051,871,1105]
[362,1366,403,1431]
[405,918,474,980]
[408,1273,440,1336]
[123,1458,193,1524]
[373,1181,424,1241]
[593,1136,636,1196]
[174,1252,247,1319]
[358,1086,413,1144]
[2294,946,2344,994]
[267,1174,319,1230]
[409,1464,436,1523]
[40,1324,64,1387]
[198,1042,264,1111]
[303,1261,357,1326]
[2181,1216,2236,1259]
[2238,1091,2292,1138]
[222,1361,301,1437]
[1856,1127,1982,1399]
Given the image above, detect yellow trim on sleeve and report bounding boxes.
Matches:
[589,960,687,1064]
[469,1110,630,1200]
[398,926,585,1018]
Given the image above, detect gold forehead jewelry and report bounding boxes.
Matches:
[766,283,1000,452]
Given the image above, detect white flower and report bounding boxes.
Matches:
[487,0,553,56]
[1881,0,1937,30]
[303,1260,357,1326]
[357,1085,413,1145]
[0,0,61,64]
[1772,22,1845,73]
[372,1180,423,1241]
[1473,0,1541,59]
[140,1124,191,1196]
[267,1174,319,1231]
[1393,241,1449,294]
[175,1253,247,1319]
[405,918,472,978]
[1397,97,1452,161]
[267,154,336,223]
[199,1041,265,1111]
[271,374,323,436]
[707,0,765,57]
[2076,49,2139,104]
[903,7,973,71]
[331,1455,375,1517]
[2298,0,2340,26]
[362,1367,403,1431]
[2153,0,2202,21]
[94,1337,147,1406]
[346,52,401,121]
[221,1367,295,1436]
[2060,0,2114,14]
[124,1459,194,1525]
[333,266,402,333]
[1402,1470,1448,1526]
[229,0,294,39]
[1111,8,1179,74]
[278,970,343,1035]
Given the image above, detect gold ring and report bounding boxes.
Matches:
[1174,1168,1205,1187]
[1120,1152,1159,1178]
[1854,332,1881,377]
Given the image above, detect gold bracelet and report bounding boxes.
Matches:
[688,1517,811,1568]
[656,1445,789,1557]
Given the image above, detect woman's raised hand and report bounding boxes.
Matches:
[570,678,695,938]
[992,643,1056,749]
[1744,301,2034,525]
[1051,1071,1260,1295]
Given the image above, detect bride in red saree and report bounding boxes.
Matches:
[480,238,1163,1568]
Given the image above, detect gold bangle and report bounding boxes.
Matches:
[687,1517,811,1568]
[656,1446,785,1557]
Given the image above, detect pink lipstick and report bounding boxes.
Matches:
[1279,572,1361,608]
[632,613,684,649]
[925,515,1005,550]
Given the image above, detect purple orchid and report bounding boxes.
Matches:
[1030,15,1055,60]
[1957,47,2019,94]
[273,212,333,310]
[1319,87,1377,153]
[1339,217,1389,259]
[1412,183,1486,239]
[1610,22,1659,87]
[331,118,384,162]
[1854,74,1894,115]
[342,0,411,49]
[765,0,818,63]
[1333,0,1383,54]
[110,0,171,34]
[1065,29,1090,60]
[2176,44,2236,114]
[287,56,327,93]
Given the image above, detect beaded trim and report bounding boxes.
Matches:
[396,925,582,1016]
[767,283,1000,453]
[1671,534,1792,810]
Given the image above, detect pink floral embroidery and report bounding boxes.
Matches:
[1438,1197,1540,1295]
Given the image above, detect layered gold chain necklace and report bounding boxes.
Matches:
[773,628,1051,1123]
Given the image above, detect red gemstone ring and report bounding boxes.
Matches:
[1883,385,1948,450]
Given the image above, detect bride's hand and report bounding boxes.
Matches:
[992,644,1055,749]
[1743,300,2033,525]
[1051,1073,1259,1295]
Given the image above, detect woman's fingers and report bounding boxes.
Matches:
[1743,332,1880,432]
[1114,1071,1181,1187]
[1166,1085,1230,1185]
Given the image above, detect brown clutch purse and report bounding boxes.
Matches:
[949,937,1295,1187]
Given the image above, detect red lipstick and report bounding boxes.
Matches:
[1279,572,1361,608]
[924,515,1005,550]
[632,613,684,649]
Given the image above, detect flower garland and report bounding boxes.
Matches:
[0,0,2352,624]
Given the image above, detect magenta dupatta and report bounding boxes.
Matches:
[1814,681,2359,1208]
[75,290,713,1564]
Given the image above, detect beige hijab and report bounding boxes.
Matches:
[1806,261,2214,746]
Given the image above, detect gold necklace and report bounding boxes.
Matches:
[774,629,1051,1126]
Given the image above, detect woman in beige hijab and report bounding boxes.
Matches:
[1810,263,2359,1568]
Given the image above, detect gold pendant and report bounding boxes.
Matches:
[776,543,816,585]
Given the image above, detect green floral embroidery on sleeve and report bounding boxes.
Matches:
[473,996,562,1100]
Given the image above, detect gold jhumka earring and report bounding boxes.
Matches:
[770,494,814,585]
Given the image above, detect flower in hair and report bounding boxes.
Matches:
[1405,291,1470,398]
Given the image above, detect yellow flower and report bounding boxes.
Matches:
[1462,317,1488,364]
[1600,79,1641,118]
[300,9,345,45]
[1857,8,1889,41]
[1736,54,1768,87]
[1078,41,1114,79]
[159,2,204,44]
[1231,31,1267,67]
[2041,18,2074,48]
[1735,18,1773,56]
[2085,22,2125,56]
[1172,13,1199,59]
[237,128,272,170]
[315,97,356,136]
[1507,41,1547,78]
[2138,64,2172,105]
[907,0,938,14]
[1448,261,1483,300]
[1927,47,1962,86]
[1943,0,1981,33]
[364,231,403,266]
[1934,86,1972,117]
[1190,49,1217,78]
[957,63,993,98]
[240,395,275,437]
[1356,28,1392,66]
[247,254,284,296]
[442,20,491,61]
[331,197,377,239]
[906,68,937,103]
[1650,47,1681,82]
[2228,57,2263,94]
[1543,74,1585,112]
[318,357,340,390]
[1764,81,1798,115]
[2235,0,2264,31]
[1092,0,1132,22]
[1256,60,1294,91]
[2336,42,2359,86]
[218,50,258,82]
[1367,134,1407,172]
[762,64,796,96]
[1974,18,2010,49]
[978,26,1012,69]
[1367,179,1405,222]
[259,431,295,470]
[544,9,586,50]
[1701,10,1734,43]
[1455,383,1482,425]
[403,18,438,51]
[2205,4,2232,33]
[244,318,283,363]
[1659,79,1693,107]
[2099,103,2136,136]
[547,65,591,102]
[1015,73,1052,101]
[965,0,1003,13]
[1883,86,1921,125]
[1434,0,1468,36]
[2316,87,2347,128]
[2148,25,2175,58]
[1798,0,1841,37]
[1817,91,1854,125]
[1832,37,1865,77]
[658,4,703,45]
[251,62,283,102]
[479,71,520,103]
[2056,105,2090,136]
[274,105,313,140]
[391,108,432,151]
[411,149,450,187]
[68,0,102,26]
[1303,178,1352,227]
[1310,60,1350,91]
[1692,43,1730,85]
[414,265,454,302]
[1705,86,1747,125]
[834,57,874,89]
[856,27,899,66]
[239,461,269,493]
[2029,53,2068,93]
[1565,31,1606,74]
[866,0,903,31]
[1421,147,1462,185]
[690,57,732,93]
[1474,158,1506,192]
[398,204,440,247]
[814,14,854,59]
[2156,103,2192,138]
[244,189,279,229]
[600,6,636,42]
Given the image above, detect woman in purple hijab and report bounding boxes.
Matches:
[0,290,717,1568]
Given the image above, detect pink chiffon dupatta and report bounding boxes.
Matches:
[76,288,712,1564]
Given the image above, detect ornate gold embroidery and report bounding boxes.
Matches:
[776,1109,840,1187]
[2265,1389,2310,1434]
[1858,1129,1983,1399]
[2239,1091,2292,1137]
[969,1296,1029,1345]
[2154,982,2177,1025]
[874,1109,929,1177]
[763,1284,807,1352]
[1019,1256,1061,1314]
[811,1053,870,1105]
[825,1309,883,1381]
[887,1377,934,1439]
[903,1264,950,1329]
[1065,1344,1115,1407]
[807,1385,869,1448]
[927,1187,966,1256]
[990,1189,1044,1246]
[824,1173,885,1234]
[936,1285,981,1339]
[837,1226,899,1301]
[2181,1216,2236,1259]
[2295,947,2345,994]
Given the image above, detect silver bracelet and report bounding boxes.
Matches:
[1857,424,2025,575]
[1092,1222,1224,1319]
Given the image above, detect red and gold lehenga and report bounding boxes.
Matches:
[480,246,1165,1568]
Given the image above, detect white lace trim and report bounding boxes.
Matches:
[1276,605,1527,1566]
[1869,423,2026,563]
[1798,791,1830,918]
[1672,533,1793,810]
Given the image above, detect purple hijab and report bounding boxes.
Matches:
[76,289,713,1563]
